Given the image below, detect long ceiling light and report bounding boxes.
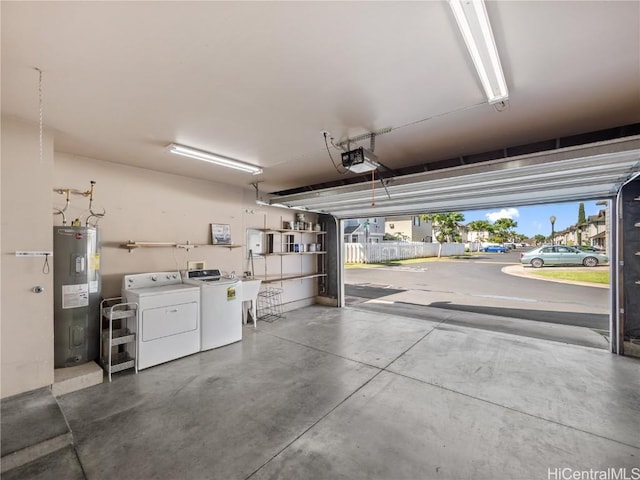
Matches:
[167,143,263,175]
[449,0,508,105]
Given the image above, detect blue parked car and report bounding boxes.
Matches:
[482,245,507,253]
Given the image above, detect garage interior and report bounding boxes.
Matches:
[2,1,639,479]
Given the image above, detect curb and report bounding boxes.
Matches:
[502,265,609,289]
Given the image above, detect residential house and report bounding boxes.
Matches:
[552,207,608,250]
[585,209,608,251]
[464,226,492,244]
[429,221,467,244]
[555,225,578,246]
[343,217,386,243]
[384,215,433,242]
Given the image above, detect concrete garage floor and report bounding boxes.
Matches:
[7,305,640,479]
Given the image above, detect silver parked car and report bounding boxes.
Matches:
[520,245,608,268]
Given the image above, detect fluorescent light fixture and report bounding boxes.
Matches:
[167,143,263,175]
[449,0,508,104]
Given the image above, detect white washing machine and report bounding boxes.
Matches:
[183,269,243,351]
[122,272,200,370]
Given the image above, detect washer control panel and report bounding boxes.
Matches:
[123,272,182,290]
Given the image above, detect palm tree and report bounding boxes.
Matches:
[421,212,465,257]
[491,218,518,243]
[467,220,493,251]
[422,212,465,243]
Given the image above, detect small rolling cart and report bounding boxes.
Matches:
[100,297,138,381]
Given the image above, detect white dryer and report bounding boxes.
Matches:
[122,272,200,370]
[183,269,243,351]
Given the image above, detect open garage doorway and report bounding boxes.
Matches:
[342,200,612,350]
[269,136,639,355]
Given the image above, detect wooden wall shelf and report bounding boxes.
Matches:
[255,273,328,284]
[119,241,243,253]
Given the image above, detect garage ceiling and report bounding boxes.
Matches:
[2,1,639,200]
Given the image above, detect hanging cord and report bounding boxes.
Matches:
[324,132,349,174]
[371,169,376,207]
[42,253,50,275]
[36,67,51,276]
[35,67,43,164]
[249,249,255,277]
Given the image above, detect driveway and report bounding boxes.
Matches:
[344,251,610,346]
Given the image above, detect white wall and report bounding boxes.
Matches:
[53,153,319,303]
[1,117,55,398]
[1,121,321,399]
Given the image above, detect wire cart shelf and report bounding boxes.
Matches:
[100,297,138,381]
[257,287,285,323]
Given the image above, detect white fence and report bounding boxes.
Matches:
[344,242,465,264]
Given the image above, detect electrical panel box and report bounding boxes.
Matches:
[247,229,264,256]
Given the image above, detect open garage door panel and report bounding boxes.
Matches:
[268,137,639,219]
[617,178,640,355]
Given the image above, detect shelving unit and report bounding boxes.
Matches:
[100,297,138,381]
[254,226,327,286]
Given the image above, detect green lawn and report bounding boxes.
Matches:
[529,269,610,284]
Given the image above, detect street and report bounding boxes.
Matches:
[344,250,610,331]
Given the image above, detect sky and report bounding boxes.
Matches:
[461,200,606,239]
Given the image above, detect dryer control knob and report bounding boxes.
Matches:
[151,275,157,281]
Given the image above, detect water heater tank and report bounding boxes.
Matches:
[53,226,101,368]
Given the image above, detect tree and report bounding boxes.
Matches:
[514,233,528,243]
[577,202,586,224]
[467,220,493,235]
[577,202,586,246]
[490,218,518,243]
[421,212,465,243]
[467,220,493,251]
[534,234,546,245]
